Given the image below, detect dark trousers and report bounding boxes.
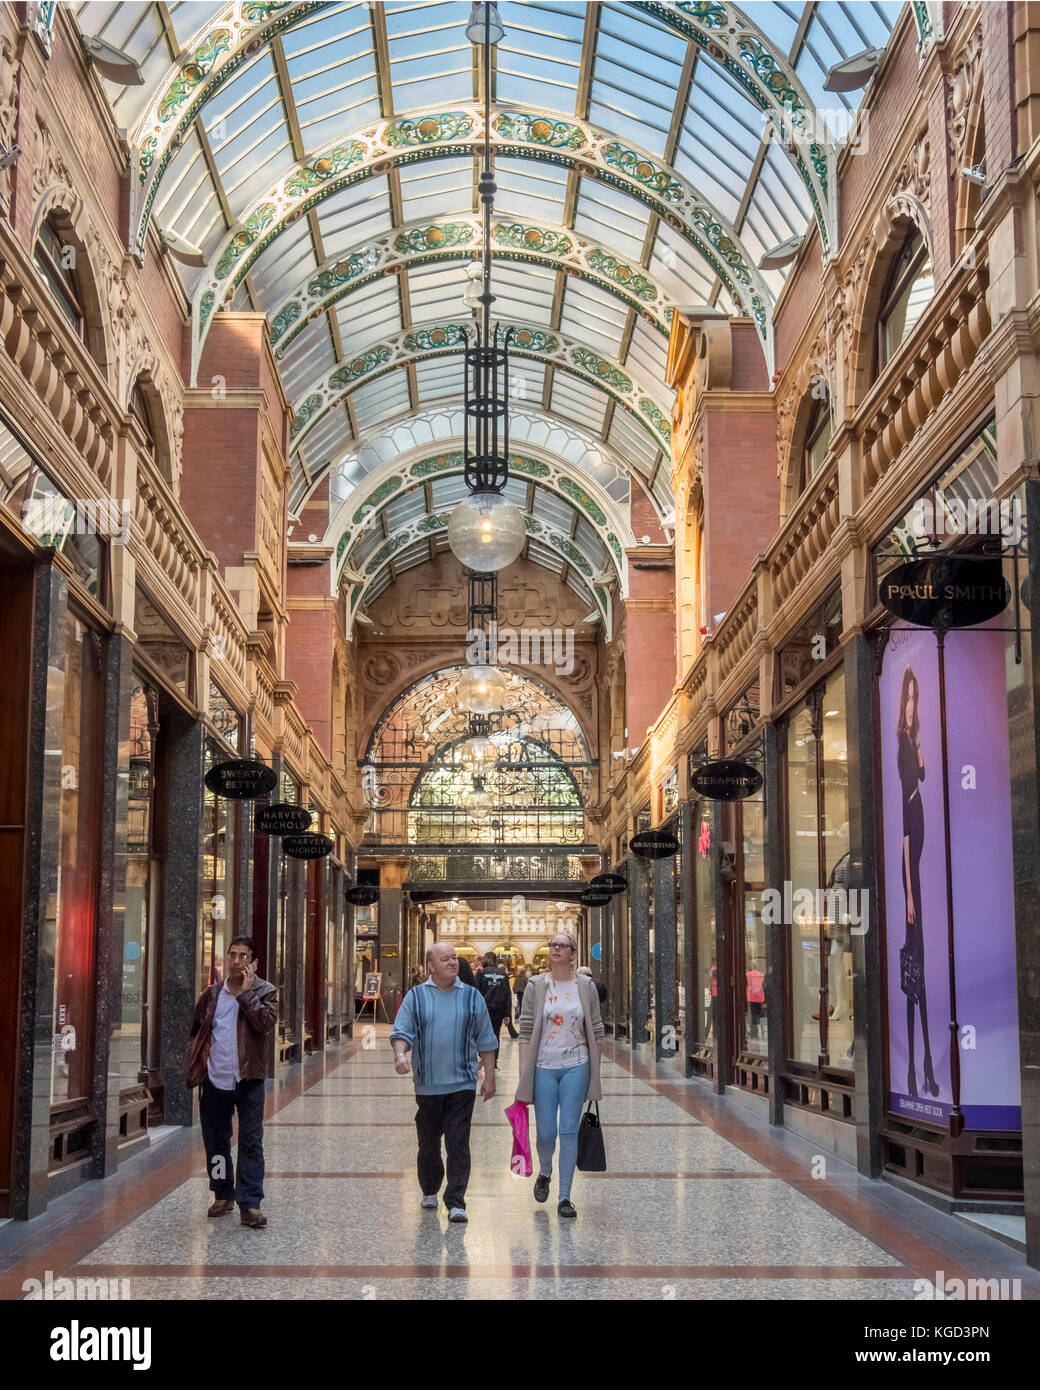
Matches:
[199,1076,266,1209]
[488,1009,506,1062]
[415,1089,476,1209]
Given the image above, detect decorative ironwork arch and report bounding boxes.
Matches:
[269,213,675,356]
[132,2,843,261]
[342,507,617,639]
[289,321,673,461]
[328,442,634,599]
[188,105,775,382]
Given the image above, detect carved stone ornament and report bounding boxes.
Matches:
[363,651,401,687]
[947,25,983,170]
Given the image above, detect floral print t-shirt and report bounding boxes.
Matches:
[536,977,589,1069]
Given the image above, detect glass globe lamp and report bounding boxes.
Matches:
[458,664,507,714]
[459,734,496,768]
[447,491,526,571]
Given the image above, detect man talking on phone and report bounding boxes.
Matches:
[186,936,278,1228]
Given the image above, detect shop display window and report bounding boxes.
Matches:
[783,669,852,1071]
[47,610,104,1110]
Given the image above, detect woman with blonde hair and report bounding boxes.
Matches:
[515,931,604,1218]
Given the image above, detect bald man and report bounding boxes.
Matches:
[390,942,498,1223]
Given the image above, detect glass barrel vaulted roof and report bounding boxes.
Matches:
[75,1,903,584]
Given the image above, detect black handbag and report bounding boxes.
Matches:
[576,1101,606,1172]
[900,942,921,1003]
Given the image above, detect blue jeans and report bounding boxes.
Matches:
[533,1062,590,1201]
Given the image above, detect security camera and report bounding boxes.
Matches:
[0,144,22,171]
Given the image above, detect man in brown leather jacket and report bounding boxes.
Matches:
[187,936,278,1229]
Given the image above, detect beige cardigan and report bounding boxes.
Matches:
[514,972,604,1104]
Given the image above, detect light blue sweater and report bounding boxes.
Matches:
[390,978,498,1095]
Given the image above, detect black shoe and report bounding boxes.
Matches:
[558,1200,577,1219]
[533,1173,550,1203]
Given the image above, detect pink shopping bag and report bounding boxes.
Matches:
[505,1100,532,1177]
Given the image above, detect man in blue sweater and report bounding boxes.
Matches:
[391,941,498,1223]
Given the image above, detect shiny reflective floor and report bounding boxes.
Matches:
[3,1028,1037,1300]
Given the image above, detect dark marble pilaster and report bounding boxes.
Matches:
[652,854,676,1062]
[12,560,68,1219]
[160,711,204,1126]
[629,855,650,1050]
[845,632,884,1177]
[289,856,306,1054]
[679,801,695,1076]
[379,887,404,996]
[711,800,729,1094]
[762,721,786,1127]
[93,631,136,1177]
[1016,480,1040,1269]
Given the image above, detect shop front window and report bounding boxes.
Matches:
[784,669,852,1070]
[740,770,768,1060]
[48,611,104,1107]
[116,684,160,1098]
[692,800,716,1048]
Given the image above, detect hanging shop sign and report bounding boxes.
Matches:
[690,760,763,801]
[345,883,380,906]
[589,872,627,895]
[204,758,277,800]
[630,830,679,860]
[878,557,1010,629]
[580,888,613,907]
[257,802,313,835]
[282,832,334,860]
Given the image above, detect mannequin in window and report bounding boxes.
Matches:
[897,666,938,1098]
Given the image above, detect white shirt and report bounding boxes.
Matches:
[207,984,240,1091]
[536,977,589,1069]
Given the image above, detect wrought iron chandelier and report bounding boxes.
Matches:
[447,3,526,573]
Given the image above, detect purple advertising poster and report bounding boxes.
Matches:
[880,626,951,1125]
[943,624,1020,1130]
[881,622,1021,1131]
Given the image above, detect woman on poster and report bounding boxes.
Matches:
[898,666,938,1098]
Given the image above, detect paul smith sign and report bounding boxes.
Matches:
[879,558,1010,629]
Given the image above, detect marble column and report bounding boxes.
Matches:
[1015,479,1040,1268]
[652,854,677,1063]
[13,560,67,1218]
[378,858,408,998]
[762,721,786,1127]
[629,854,650,1050]
[93,631,136,1177]
[844,632,884,1177]
[679,801,696,1077]
[261,753,282,1078]
[160,711,205,1126]
[710,800,729,1094]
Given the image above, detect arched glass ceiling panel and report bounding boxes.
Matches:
[315,177,394,260]
[386,1,473,108]
[280,326,339,402]
[73,2,179,128]
[414,357,466,404]
[496,3,584,111]
[626,318,668,391]
[334,280,404,354]
[399,159,474,222]
[351,372,412,430]
[550,376,607,436]
[588,4,687,159]
[493,156,570,226]
[283,4,381,150]
[572,179,650,265]
[297,406,353,480]
[204,53,294,220]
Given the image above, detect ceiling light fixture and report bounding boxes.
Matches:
[823,47,885,92]
[448,3,525,572]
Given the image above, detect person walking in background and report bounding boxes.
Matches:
[456,954,477,987]
[515,932,604,1220]
[186,936,278,1230]
[577,964,607,1007]
[513,965,529,1024]
[477,952,514,1065]
[390,942,498,1223]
